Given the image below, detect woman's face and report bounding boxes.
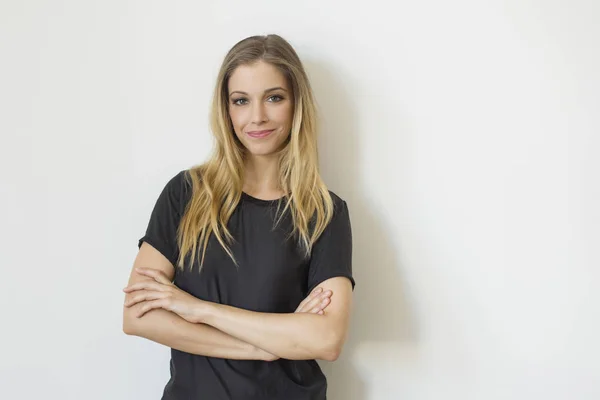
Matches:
[227,60,294,157]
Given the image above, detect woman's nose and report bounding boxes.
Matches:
[251,103,268,124]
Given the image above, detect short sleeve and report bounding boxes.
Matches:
[137,170,188,267]
[306,195,355,294]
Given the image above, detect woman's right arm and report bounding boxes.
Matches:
[122,242,273,360]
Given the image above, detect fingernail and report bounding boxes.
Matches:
[315,288,322,293]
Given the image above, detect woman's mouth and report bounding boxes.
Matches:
[246,129,275,138]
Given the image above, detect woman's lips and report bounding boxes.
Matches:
[246,129,275,138]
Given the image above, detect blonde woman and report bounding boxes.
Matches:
[122,34,355,399]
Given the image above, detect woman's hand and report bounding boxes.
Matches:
[295,287,333,315]
[123,268,205,323]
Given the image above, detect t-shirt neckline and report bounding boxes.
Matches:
[241,191,286,206]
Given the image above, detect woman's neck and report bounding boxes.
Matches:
[242,155,283,199]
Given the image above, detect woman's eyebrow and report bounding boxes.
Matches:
[229,87,288,97]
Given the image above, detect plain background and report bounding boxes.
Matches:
[1,1,598,399]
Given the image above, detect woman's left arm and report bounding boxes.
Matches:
[200,276,353,361]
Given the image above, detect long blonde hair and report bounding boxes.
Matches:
[176,34,334,271]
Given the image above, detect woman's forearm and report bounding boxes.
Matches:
[200,303,341,361]
[123,305,275,361]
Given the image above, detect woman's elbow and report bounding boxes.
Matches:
[122,317,135,336]
[322,347,341,362]
[122,309,141,336]
[319,331,345,361]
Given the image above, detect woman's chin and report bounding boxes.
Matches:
[242,141,287,158]
[245,147,279,157]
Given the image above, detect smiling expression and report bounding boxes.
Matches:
[228,60,294,157]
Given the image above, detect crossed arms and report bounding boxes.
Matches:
[122,242,353,361]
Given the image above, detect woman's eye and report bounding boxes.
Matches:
[267,95,283,102]
[232,95,283,105]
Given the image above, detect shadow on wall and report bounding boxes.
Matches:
[305,60,419,400]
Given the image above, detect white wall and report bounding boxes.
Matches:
[1,1,598,399]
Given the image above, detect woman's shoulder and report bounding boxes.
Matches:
[326,190,347,209]
[162,169,191,192]
[321,190,349,224]
[168,167,202,190]
[327,190,344,202]
[157,168,195,210]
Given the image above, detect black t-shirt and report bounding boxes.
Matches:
[137,170,355,400]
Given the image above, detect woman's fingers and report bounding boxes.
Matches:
[304,292,323,313]
[123,280,167,293]
[295,287,323,312]
[309,296,330,314]
[124,290,166,307]
[136,268,172,285]
[135,298,167,318]
[302,290,332,314]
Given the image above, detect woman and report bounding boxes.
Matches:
[123,34,355,400]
